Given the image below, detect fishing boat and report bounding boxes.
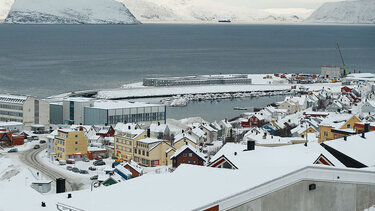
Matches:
[233,107,247,111]
[218,19,231,23]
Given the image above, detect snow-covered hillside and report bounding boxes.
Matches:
[305,0,375,24]
[4,0,140,24]
[117,0,312,23]
[0,0,13,22]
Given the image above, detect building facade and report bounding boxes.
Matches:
[54,129,88,160]
[0,94,49,130]
[321,66,344,78]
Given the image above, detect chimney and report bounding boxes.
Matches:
[364,123,370,133]
[147,129,150,138]
[247,141,255,151]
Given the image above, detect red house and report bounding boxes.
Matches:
[123,161,143,178]
[96,126,115,138]
[241,114,265,128]
[0,129,24,147]
[170,144,206,168]
[341,86,352,93]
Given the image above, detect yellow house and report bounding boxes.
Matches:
[299,126,318,137]
[318,115,361,143]
[133,138,176,167]
[114,126,155,161]
[173,132,198,150]
[54,129,88,160]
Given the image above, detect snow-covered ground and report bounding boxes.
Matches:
[4,0,140,24]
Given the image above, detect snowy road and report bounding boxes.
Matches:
[18,145,84,192]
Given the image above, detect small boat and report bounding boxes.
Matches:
[234,107,248,111]
[218,19,231,23]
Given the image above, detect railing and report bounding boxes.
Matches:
[56,203,85,211]
[193,166,375,211]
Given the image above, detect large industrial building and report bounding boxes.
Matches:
[0,94,50,130]
[143,74,252,87]
[51,98,166,126]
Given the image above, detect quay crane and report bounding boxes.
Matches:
[336,41,348,77]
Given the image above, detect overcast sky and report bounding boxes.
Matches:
[215,0,344,9]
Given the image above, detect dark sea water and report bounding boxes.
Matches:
[0,24,374,98]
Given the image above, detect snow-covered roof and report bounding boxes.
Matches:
[123,160,143,174]
[219,119,232,128]
[88,147,107,152]
[149,123,168,133]
[246,133,306,146]
[58,128,76,133]
[0,122,24,127]
[323,132,375,166]
[170,144,206,161]
[319,113,356,128]
[91,100,161,110]
[200,124,217,132]
[191,128,206,138]
[114,123,144,136]
[211,142,344,170]
[174,132,198,144]
[138,137,161,144]
[0,94,28,104]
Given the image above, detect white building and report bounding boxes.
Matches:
[0,94,49,130]
[321,66,344,78]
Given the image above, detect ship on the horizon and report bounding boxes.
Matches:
[218,19,231,23]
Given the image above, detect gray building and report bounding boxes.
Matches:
[50,103,63,124]
[84,101,166,125]
[143,74,252,87]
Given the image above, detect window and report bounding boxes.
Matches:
[347,124,351,129]
[75,148,78,151]
[134,149,137,154]
[193,161,196,164]
[188,160,191,164]
[183,153,187,157]
[75,141,78,145]
[142,150,145,156]
[75,135,78,138]
[146,152,149,156]
[324,131,328,137]
[116,138,119,143]
[189,153,193,158]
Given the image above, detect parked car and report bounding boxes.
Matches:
[89,166,97,171]
[39,140,46,144]
[66,166,73,171]
[93,160,106,166]
[90,175,98,180]
[66,159,75,164]
[59,160,66,165]
[7,148,18,153]
[94,156,103,160]
[72,167,80,173]
[33,145,40,149]
[80,170,89,174]
[83,158,90,162]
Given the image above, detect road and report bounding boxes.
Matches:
[18,145,84,192]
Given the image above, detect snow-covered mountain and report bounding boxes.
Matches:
[0,0,13,21]
[305,0,375,24]
[117,0,312,23]
[3,0,140,24]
